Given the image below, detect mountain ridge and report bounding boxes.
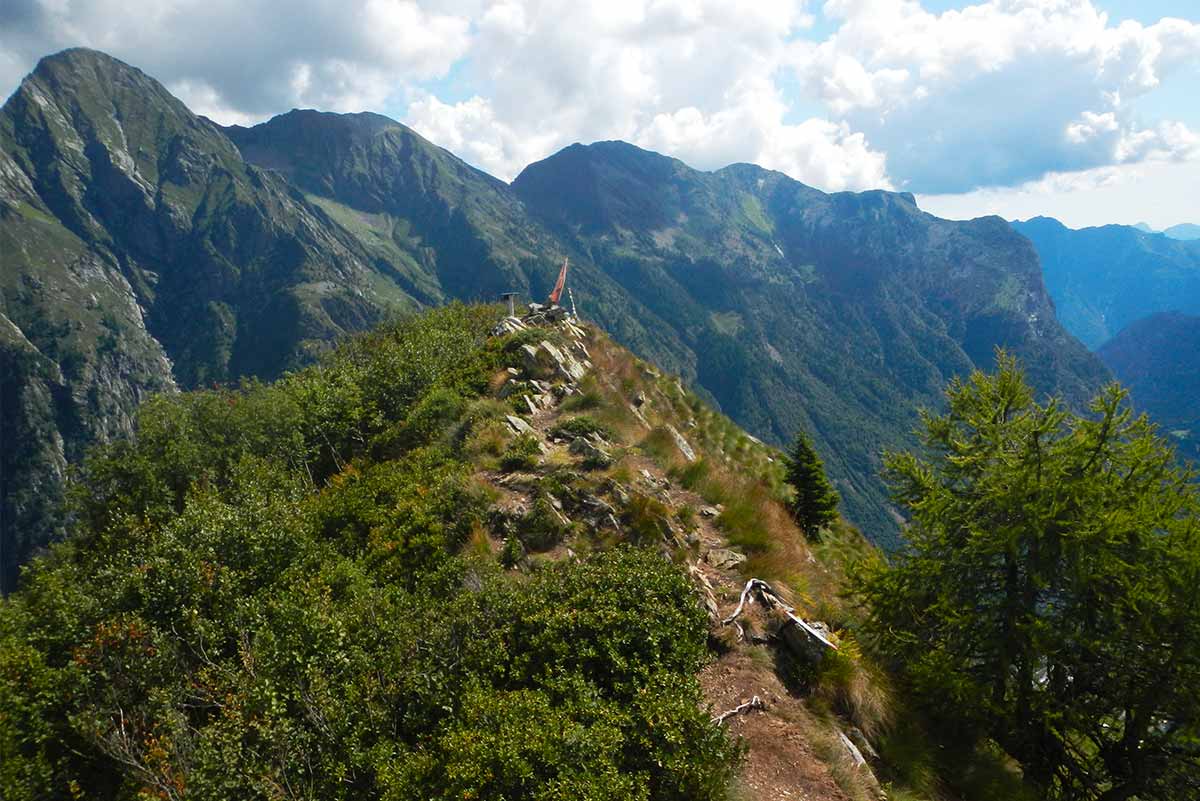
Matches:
[0,48,428,589]
[2,48,1111,585]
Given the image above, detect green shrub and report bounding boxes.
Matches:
[500,434,541,472]
[621,493,674,547]
[499,535,525,568]
[0,306,741,801]
[517,496,570,552]
[562,388,603,412]
[550,415,614,442]
[638,426,679,464]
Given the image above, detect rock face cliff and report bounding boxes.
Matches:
[2,49,1113,585]
[0,49,423,590]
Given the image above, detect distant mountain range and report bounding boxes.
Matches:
[220,114,1108,545]
[1011,217,1200,350]
[1133,221,1200,240]
[1098,311,1200,462]
[1012,218,1200,462]
[0,49,1111,587]
[1164,223,1200,241]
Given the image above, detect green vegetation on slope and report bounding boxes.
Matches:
[855,355,1200,800]
[514,144,1110,546]
[1098,311,1200,462]
[0,50,433,591]
[0,305,740,800]
[1012,217,1200,349]
[2,48,1113,591]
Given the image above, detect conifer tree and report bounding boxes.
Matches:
[785,430,840,539]
[856,352,1200,801]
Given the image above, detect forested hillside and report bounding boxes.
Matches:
[1012,217,1200,349]
[1099,311,1200,462]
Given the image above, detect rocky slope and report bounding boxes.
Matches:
[484,313,893,801]
[0,49,423,590]
[1098,311,1200,462]
[1011,217,1200,349]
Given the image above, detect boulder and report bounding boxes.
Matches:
[557,357,587,383]
[540,340,566,364]
[505,415,536,436]
[569,435,613,468]
[490,316,528,336]
[667,424,697,462]
[520,344,542,374]
[705,547,747,570]
[628,403,651,429]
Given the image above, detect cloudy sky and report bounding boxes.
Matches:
[2,0,1197,228]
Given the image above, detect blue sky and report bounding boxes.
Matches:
[1,0,1197,227]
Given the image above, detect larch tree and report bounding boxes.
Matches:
[855,352,1200,801]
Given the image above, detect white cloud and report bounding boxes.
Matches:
[0,0,471,120]
[792,0,1200,192]
[404,0,888,189]
[918,155,1200,229]
[1,0,1197,211]
[636,80,890,190]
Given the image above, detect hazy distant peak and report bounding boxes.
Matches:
[1164,223,1200,241]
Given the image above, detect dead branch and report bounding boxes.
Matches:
[722,578,839,652]
[712,695,765,725]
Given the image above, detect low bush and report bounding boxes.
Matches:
[621,493,674,547]
[0,304,741,801]
[517,495,571,552]
[549,415,614,442]
[500,433,541,471]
